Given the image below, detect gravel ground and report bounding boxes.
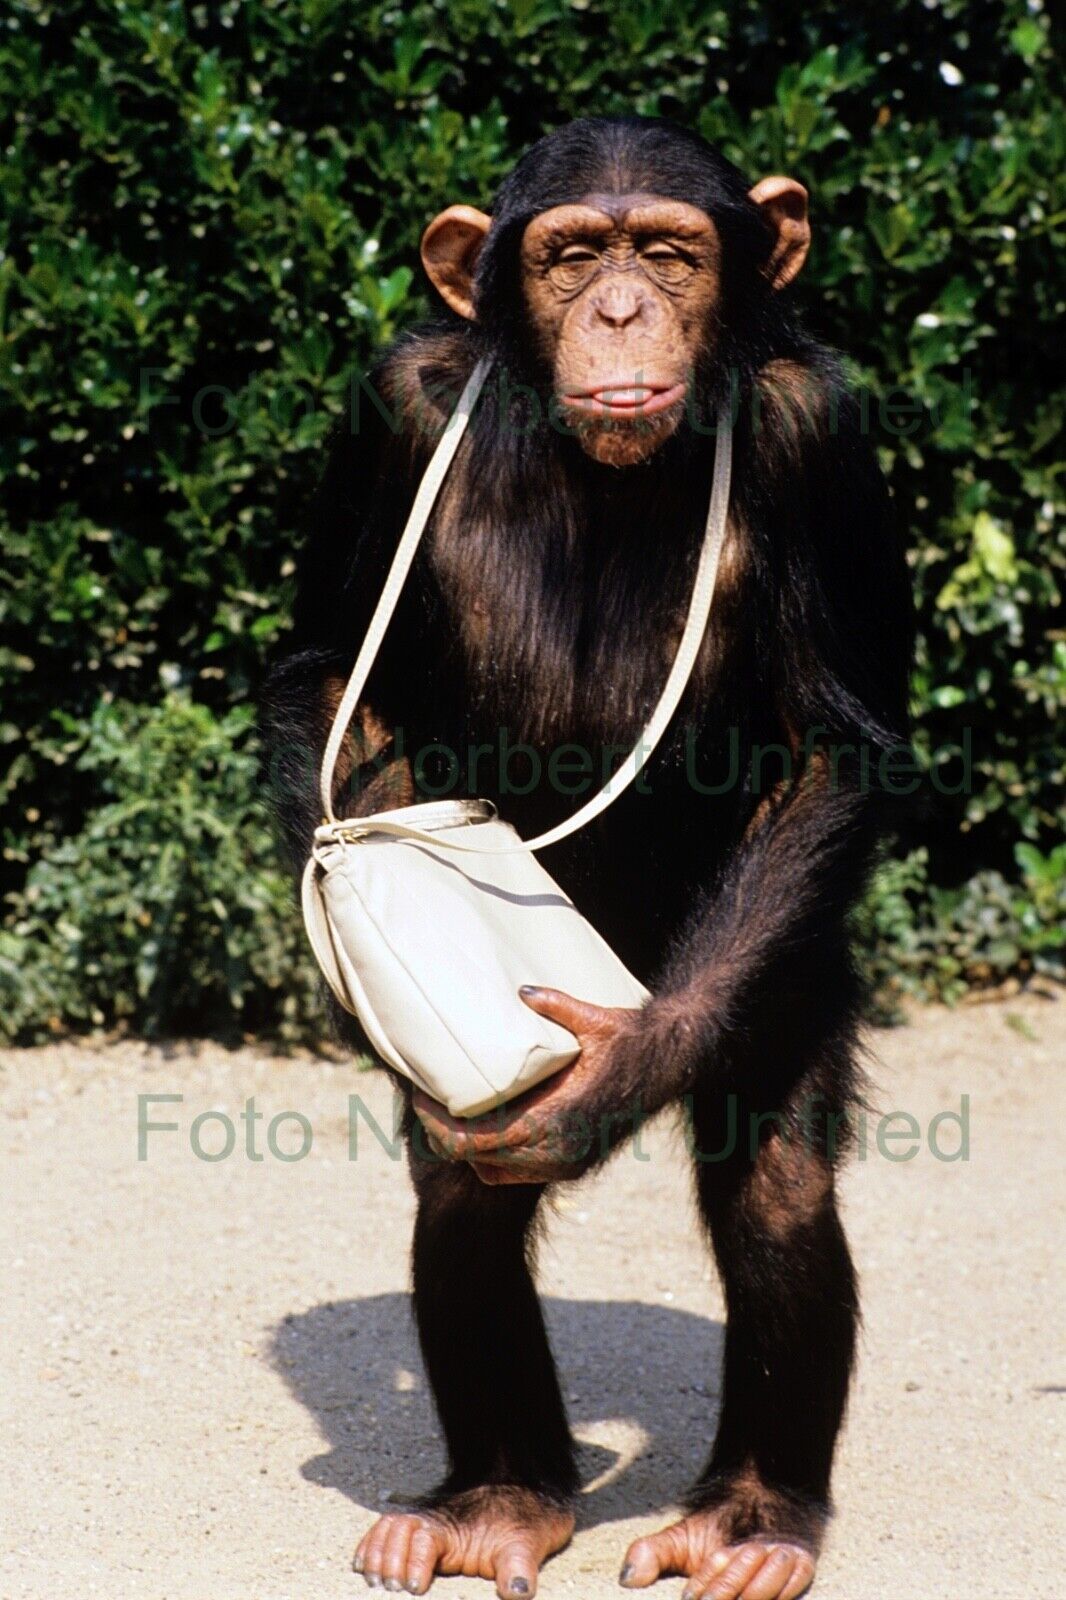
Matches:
[2,996,1063,1600]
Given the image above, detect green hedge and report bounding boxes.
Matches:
[1,0,1062,1041]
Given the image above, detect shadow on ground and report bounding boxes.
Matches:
[269,1295,723,1531]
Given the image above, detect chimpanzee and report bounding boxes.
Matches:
[264,117,913,1600]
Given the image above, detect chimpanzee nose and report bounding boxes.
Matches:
[592,279,647,330]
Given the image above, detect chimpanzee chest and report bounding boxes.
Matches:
[439,521,754,762]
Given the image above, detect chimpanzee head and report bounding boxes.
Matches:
[420,117,810,467]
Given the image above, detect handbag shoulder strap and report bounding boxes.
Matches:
[318,357,733,853]
[319,357,492,820]
[518,407,732,852]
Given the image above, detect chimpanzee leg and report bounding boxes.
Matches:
[621,1041,858,1600]
[353,1133,576,1598]
[410,1142,577,1498]
[692,1085,856,1503]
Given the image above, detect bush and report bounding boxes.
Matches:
[0,0,1061,1040]
[0,695,319,1040]
[857,842,1066,1014]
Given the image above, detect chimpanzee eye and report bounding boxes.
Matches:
[641,244,694,283]
[548,245,600,291]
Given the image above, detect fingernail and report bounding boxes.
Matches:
[385,1582,404,1594]
[619,1564,635,1586]
[519,985,540,997]
[510,1581,530,1597]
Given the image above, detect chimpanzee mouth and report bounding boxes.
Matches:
[564,381,687,420]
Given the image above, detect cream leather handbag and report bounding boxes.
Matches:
[302,358,733,1117]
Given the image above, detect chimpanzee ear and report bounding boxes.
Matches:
[420,205,492,320]
[748,177,810,290]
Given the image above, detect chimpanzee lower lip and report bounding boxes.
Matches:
[564,382,687,418]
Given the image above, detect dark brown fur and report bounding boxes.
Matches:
[263,116,914,1590]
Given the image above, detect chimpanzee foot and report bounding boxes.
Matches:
[619,1484,823,1600]
[353,1484,574,1598]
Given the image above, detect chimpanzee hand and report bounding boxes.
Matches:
[411,986,643,1186]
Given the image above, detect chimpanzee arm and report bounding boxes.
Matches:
[605,373,915,1122]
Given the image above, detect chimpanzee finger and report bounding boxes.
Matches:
[704,1543,771,1599]
[471,1158,552,1187]
[414,1088,549,1160]
[494,1534,540,1599]
[406,1524,443,1594]
[356,1513,395,1584]
[411,1092,472,1157]
[679,1550,733,1599]
[618,1534,665,1586]
[518,986,618,1039]
[380,1517,417,1591]
[620,1520,695,1588]
[737,1546,808,1600]
[777,1555,817,1600]
[412,1093,523,1157]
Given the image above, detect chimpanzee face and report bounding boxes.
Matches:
[421,176,808,468]
[517,195,721,466]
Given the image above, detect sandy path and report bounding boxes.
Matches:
[1,997,1063,1599]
